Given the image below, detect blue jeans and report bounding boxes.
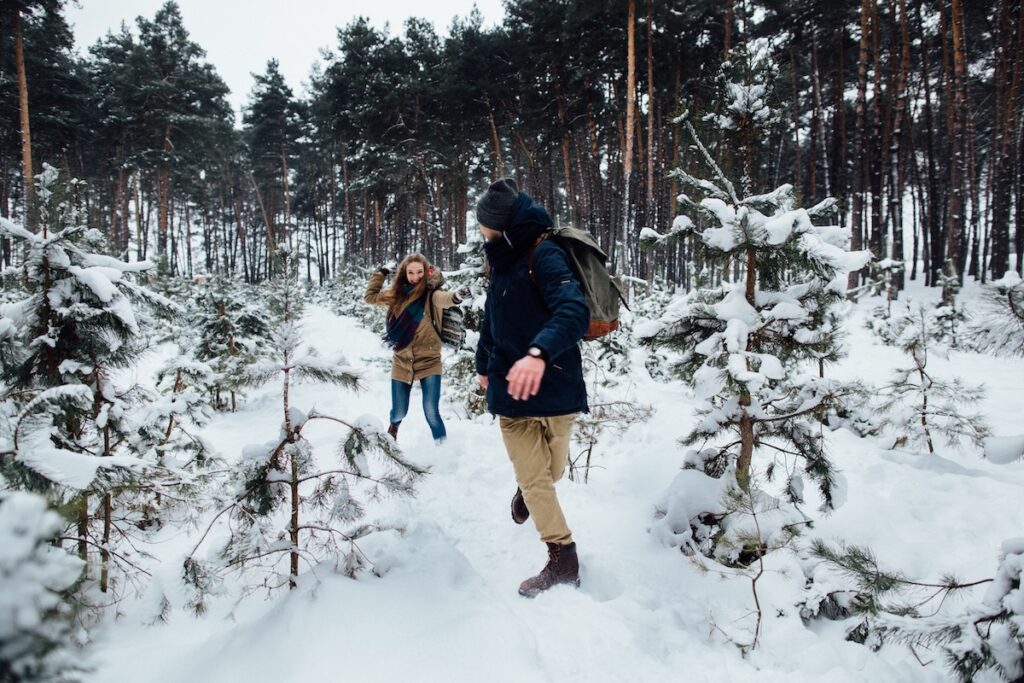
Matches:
[390,375,446,441]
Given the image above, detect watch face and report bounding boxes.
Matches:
[529,347,541,357]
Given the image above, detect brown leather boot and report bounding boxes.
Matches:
[511,487,529,525]
[387,422,400,441]
[518,542,580,598]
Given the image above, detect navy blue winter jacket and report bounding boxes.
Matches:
[475,236,590,418]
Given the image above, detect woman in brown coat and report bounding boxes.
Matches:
[364,253,462,443]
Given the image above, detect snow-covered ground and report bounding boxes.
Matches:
[88,286,1024,683]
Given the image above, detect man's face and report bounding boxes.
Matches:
[479,224,503,242]
[406,261,425,284]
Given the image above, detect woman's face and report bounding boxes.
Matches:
[405,261,425,284]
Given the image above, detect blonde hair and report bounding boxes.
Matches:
[386,253,431,317]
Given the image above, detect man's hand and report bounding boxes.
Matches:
[478,374,489,390]
[506,356,545,400]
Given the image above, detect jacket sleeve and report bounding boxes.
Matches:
[530,243,589,360]
[475,291,494,375]
[432,290,458,309]
[364,271,389,307]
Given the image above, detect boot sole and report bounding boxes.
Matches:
[518,577,580,598]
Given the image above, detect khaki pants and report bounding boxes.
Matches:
[499,413,577,545]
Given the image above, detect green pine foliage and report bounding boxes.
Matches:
[639,114,870,510]
[965,271,1024,358]
[876,304,989,454]
[803,539,1024,683]
[440,231,488,418]
[190,277,273,411]
[0,165,181,599]
[129,355,221,529]
[0,492,86,683]
[183,249,425,609]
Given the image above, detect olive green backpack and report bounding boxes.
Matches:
[528,227,627,341]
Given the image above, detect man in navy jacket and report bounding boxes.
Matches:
[474,177,589,597]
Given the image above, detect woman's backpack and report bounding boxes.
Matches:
[425,271,467,350]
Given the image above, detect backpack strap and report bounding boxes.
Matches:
[425,290,443,340]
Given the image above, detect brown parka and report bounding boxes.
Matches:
[364,270,458,383]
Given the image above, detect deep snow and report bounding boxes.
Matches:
[87,283,1024,683]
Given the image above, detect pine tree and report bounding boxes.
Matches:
[129,353,221,530]
[639,114,870,508]
[184,247,426,608]
[440,231,487,417]
[805,538,1024,683]
[190,277,273,411]
[0,491,85,683]
[0,164,171,595]
[243,59,303,270]
[965,271,1024,357]
[876,303,989,454]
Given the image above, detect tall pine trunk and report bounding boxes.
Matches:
[615,0,637,275]
[944,0,968,285]
[849,0,873,289]
[14,7,34,230]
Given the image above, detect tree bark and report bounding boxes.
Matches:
[645,0,656,227]
[157,124,173,269]
[849,0,873,289]
[14,7,34,230]
[485,95,504,178]
[890,0,912,290]
[616,0,637,275]
[944,0,968,282]
[989,0,1024,279]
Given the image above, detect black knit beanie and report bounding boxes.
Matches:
[475,178,519,230]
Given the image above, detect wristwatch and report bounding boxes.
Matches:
[527,346,547,362]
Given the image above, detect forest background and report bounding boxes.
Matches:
[3,0,1022,289]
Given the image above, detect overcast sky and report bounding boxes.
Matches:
[66,0,505,119]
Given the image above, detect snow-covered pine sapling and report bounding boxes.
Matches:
[0,165,171,596]
[877,304,989,454]
[934,261,966,348]
[569,398,653,484]
[965,270,1024,358]
[185,249,426,605]
[319,263,387,335]
[136,357,217,472]
[191,277,272,411]
[639,115,870,507]
[860,260,907,346]
[0,492,86,683]
[442,230,489,417]
[868,259,905,314]
[653,467,808,650]
[130,355,221,529]
[629,276,678,380]
[804,538,1022,683]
